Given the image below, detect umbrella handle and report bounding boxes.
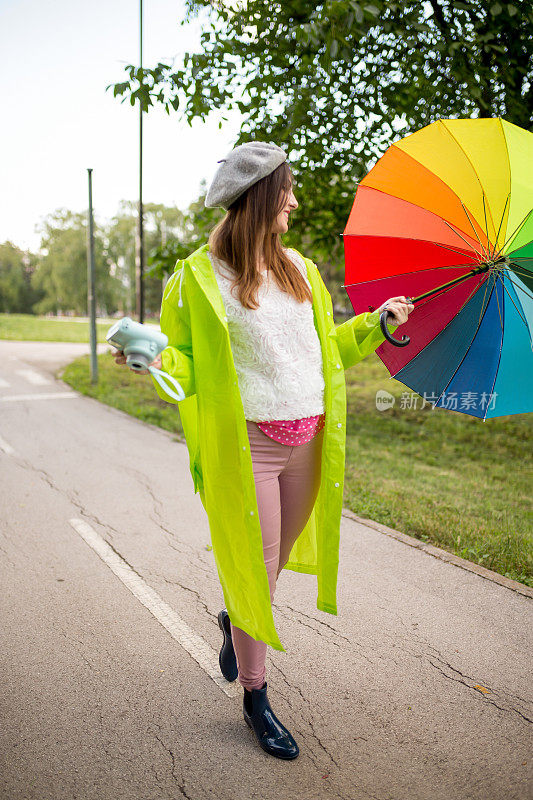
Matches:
[380,309,411,347]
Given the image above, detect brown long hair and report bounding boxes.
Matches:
[207,160,312,309]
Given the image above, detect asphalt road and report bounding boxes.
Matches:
[1,340,531,800]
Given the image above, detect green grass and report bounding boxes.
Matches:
[0,313,159,343]
[0,313,113,343]
[62,351,533,588]
[343,356,532,587]
[60,351,184,434]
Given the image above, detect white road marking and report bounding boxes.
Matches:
[1,392,77,402]
[68,518,239,699]
[0,435,15,455]
[0,378,10,388]
[15,369,51,386]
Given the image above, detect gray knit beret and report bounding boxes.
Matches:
[205,141,288,210]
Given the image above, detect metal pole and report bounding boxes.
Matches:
[86,168,98,384]
[161,216,167,294]
[136,0,145,323]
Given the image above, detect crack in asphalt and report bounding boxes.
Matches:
[268,659,349,783]
[8,435,532,796]
[425,652,533,724]
[21,458,124,543]
[377,609,533,726]
[151,726,192,799]
[277,601,355,648]
[145,567,211,617]
[15,455,218,616]
[148,514,214,579]
[123,464,216,583]
[0,543,15,566]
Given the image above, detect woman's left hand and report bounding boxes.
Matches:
[377,296,415,327]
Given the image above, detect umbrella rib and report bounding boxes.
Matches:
[440,220,484,263]
[506,264,533,282]
[439,120,498,237]
[387,275,494,410]
[343,263,486,294]
[482,193,493,259]
[473,272,495,334]
[504,272,533,303]
[415,273,486,311]
[418,269,492,325]
[432,276,495,410]
[432,241,480,260]
[493,271,505,337]
[490,193,510,260]
[459,199,490,260]
[497,274,533,344]
[492,208,533,259]
[346,192,486,262]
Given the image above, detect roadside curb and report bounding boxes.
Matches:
[342,508,532,599]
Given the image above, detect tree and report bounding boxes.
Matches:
[109,0,533,307]
[146,180,223,278]
[32,210,119,316]
[0,242,42,313]
[105,201,187,316]
[105,203,138,316]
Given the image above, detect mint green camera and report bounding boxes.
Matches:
[106,317,185,401]
[106,317,168,371]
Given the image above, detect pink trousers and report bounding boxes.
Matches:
[230,420,324,690]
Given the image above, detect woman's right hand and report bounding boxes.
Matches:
[136,354,162,375]
[377,296,414,327]
[113,349,127,366]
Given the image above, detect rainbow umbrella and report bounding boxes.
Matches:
[343,117,533,421]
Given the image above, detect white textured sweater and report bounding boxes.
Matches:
[209,248,325,422]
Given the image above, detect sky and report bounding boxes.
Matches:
[0,0,243,252]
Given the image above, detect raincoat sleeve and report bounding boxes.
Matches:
[151,260,195,403]
[334,310,395,370]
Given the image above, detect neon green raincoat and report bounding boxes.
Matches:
[151,243,391,651]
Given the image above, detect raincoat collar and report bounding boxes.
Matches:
[178,243,228,331]
[178,242,322,338]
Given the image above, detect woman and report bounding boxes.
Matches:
[114,141,414,761]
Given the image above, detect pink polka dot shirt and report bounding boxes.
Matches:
[256,412,326,446]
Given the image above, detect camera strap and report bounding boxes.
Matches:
[148,366,186,402]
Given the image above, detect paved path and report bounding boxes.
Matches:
[1,340,531,800]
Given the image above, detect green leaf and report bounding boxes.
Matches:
[490,2,502,14]
[364,4,380,16]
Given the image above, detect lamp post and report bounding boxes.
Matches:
[135,0,145,323]
[86,168,98,384]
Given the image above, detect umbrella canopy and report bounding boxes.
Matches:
[343,117,533,420]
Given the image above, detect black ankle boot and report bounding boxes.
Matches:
[243,681,299,760]
[217,609,238,682]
